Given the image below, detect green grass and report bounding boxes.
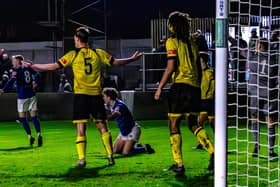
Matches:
[1,120,279,186]
[0,120,214,187]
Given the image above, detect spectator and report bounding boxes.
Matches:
[270,29,279,52]
[0,71,9,89]
[0,49,12,79]
[58,74,73,93]
[192,30,209,52]
[248,28,258,51]
[228,34,248,82]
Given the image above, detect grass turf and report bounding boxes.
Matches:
[1,120,279,186]
[0,120,214,187]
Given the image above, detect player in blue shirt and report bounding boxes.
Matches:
[103,87,154,155]
[0,55,42,147]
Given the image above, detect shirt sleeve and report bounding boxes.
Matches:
[166,38,178,59]
[96,49,114,66]
[57,50,77,68]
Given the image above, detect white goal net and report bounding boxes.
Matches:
[227,0,280,186]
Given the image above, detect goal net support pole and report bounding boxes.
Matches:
[215,0,228,186]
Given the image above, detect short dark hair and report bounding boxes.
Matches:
[12,55,24,61]
[75,27,90,43]
[258,38,268,51]
[103,87,118,100]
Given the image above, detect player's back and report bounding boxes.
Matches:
[248,52,278,97]
[15,67,36,99]
[113,100,135,136]
[59,48,112,96]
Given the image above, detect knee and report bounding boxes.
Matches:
[122,150,131,156]
[187,115,200,133]
[168,117,181,134]
[95,120,108,133]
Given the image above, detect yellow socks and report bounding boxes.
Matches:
[76,136,86,159]
[102,131,113,156]
[194,127,214,154]
[170,134,183,165]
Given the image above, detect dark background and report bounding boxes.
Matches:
[0,0,215,42]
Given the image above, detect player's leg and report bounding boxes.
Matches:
[166,84,186,173]
[122,140,135,155]
[76,122,87,167]
[17,98,34,146]
[113,136,125,154]
[73,94,89,168]
[208,117,215,132]
[122,124,153,154]
[186,113,214,170]
[188,114,214,155]
[208,99,215,132]
[266,99,278,158]
[194,112,208,150]
[95,120,114,165]
[28,96,42,147]
[168,114,185,172]
[249,92,260,156]
[186,87,214,170]
[93,95,114,165]
[267,116,277,157]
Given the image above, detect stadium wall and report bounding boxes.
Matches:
[0,92,168,122]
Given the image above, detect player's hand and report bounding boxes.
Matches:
[32,81,38,89]
[154,88,161,100]
[22,61,33,68]
[131,51,142,61]
[0,89,4,96]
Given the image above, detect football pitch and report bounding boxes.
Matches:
[0,120,215,187]
[0,120,278,186]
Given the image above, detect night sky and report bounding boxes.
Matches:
[0,0,215,41]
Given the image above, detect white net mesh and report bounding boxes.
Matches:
[227,0,280,186]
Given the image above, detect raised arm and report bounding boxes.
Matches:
[111,51,142,66]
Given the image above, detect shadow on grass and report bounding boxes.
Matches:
[38,166,154,182]
[167,172,214,187]
[0,146,38,152]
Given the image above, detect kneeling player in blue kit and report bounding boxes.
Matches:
[103,87,154,155]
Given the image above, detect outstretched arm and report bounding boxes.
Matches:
[154,59,175,100]
[31,63,61,71]
[111,51,142,66]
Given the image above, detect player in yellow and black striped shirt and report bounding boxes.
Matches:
[154,11,214,173]
[29,27,142,168]
[194,52,215,150]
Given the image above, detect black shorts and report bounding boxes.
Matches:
[200,99,215,117]
[73,94,106,123]
[168,83,201,116]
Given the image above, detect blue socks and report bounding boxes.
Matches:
[18,118,31,135]
[31,116,41,135]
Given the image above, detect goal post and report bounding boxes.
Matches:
[215,0,228,186]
